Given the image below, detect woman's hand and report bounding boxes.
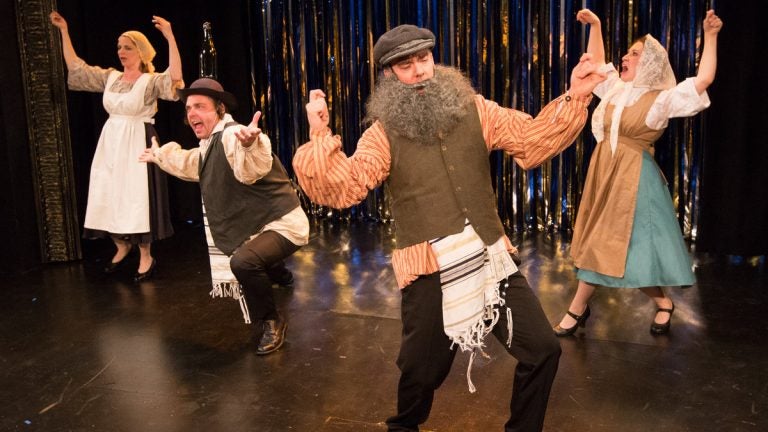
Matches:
[569,53,607,98]
[576,9,600,27]
[49,11,68,31]
[152,16,174,40]
[702,10,723,36]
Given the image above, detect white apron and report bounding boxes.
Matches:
[84,72,155,234]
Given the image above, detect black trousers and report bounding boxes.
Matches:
[385,271,561,432]
[230,230,300,322]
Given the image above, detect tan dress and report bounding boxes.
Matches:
[570,91,664,278]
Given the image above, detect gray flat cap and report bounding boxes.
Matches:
[373,24,436,66]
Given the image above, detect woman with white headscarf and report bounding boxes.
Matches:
[50,11,183,282]
[555,9,723,336]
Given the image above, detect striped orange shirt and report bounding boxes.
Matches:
[293,93,591,288]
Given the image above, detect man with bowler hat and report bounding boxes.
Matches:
[293,25,605,430]
[140,78,308,355]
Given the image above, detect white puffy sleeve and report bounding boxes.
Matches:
[646,77,712,130]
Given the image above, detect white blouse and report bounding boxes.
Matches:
[593,63,711,132]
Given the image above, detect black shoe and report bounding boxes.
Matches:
[104,260,125,274]
[133,259,156,283]
[650,303,675,335]
[103,246,133,274]
[553,305,591,337]
[256,317,287,355]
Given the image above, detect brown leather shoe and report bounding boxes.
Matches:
[256,317,287,355]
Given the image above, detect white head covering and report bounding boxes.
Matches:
[591,34,676,152]
[120,30,156,73]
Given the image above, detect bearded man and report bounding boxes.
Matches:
[293,24,605,432]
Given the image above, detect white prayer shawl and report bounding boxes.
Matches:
[203,202,251,324]
[591,34,677,154]
[431,221,518,392]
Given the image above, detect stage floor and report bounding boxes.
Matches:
[2,221,766,431]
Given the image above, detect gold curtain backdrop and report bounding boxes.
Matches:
[246,0,714,237]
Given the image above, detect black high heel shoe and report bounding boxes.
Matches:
[650,303,675,335]
[104,245,133,274]
[553,305,591,337]
[133,259,156,283]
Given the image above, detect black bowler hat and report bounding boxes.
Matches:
[373,24,436,66]
[177,78,238,111]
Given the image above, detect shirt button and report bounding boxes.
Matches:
[441,145,447,151]
[462,207,468,213]
[448,165,455,171]
[456,186,462,191]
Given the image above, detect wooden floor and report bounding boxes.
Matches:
[1,221,766,431]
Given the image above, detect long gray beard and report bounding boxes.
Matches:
[365,65,477,145]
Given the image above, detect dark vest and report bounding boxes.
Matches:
[199,124,300,255]
[387,104,505,248]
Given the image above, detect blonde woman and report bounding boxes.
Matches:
[50,11,183,281]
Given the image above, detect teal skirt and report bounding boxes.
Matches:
[577,152,695,288]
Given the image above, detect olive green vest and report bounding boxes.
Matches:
[387,104,505,248]
[199,124,300,255]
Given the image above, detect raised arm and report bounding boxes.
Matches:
[568,53,607,98]
[695,10,722,94]
[577,9,605,65]
[49,11,81,70]
[293,89,391,209]
[152,16,183,82]
[306,89,330,133]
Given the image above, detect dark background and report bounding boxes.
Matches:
[1,0,766,275]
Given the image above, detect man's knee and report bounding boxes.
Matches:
[398,348,454,391]
[532,335,562,366]
[513,331,561,367]
[230,251,266,276]
[543,336,562,361]
[402,368,449,393]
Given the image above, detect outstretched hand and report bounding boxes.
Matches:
[139,137,160,163]
[49,11,68,31]
[235,111,263,147]
[569,53,607,98]
[306,89,329,132]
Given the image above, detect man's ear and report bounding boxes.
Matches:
[382,67,393,78]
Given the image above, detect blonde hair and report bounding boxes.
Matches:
[120,30,156,73]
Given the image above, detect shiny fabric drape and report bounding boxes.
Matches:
[247,0,713,237]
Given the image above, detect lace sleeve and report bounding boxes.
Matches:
[66,59,112,93]
[143,70,184,105]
